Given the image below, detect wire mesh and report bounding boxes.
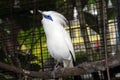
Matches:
[0,0,120,80]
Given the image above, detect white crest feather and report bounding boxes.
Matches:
[43,11,68,27]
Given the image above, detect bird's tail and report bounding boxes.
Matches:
[69,51,82,80]
[69,50,76,66]
[63,50,75,68]
[63,59,74,68]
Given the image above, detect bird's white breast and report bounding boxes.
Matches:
[42,20,72,62]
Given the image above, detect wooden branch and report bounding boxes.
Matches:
[0,53,120,79]
[77,53,120,73]
[0,61,85,79]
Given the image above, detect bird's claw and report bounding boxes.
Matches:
[51,70,56,78]
[51,67,59,78]
[51,67,65,78]
[60,68,65,73]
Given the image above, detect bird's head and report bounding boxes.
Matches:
[38,10,68,26]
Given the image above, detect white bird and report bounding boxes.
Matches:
[38,10,76,69]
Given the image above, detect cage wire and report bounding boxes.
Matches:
[0,0,120,80]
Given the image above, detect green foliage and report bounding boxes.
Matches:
[75,50,88,64]
[18,52,41,70]
[18,27,46,54]
[81,0,89,9]
[17,27,51,68]
[75,50,106,64]
[56,0,65,9]
[0,77,14,80]
[0,50,7,63]
[0,68,16,80]
[88,0,96,4]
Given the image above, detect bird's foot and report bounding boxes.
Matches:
[51,66,60,78]
[60,67,65,73]
[51,70,56,78]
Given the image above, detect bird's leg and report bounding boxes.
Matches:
[54,62,60,69]
[61,60,68,73]
[61,60,72,73]
[51,62,60,78]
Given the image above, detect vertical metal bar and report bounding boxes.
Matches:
[38,27,44,71]
[116,0,120,41]
[102,0,111,80]
[29,0,36,70]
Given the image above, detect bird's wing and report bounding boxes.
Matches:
[63,28,76,62]
[51,11,76,62]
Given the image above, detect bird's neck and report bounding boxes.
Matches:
[43,22,63,38]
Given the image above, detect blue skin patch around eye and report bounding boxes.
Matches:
[43,15,53,21]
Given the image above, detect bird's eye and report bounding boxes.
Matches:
[44,15,51,18]
[46,15,50,18]
[44,15,53,21]
[44,15,49,18]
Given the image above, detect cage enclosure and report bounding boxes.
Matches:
[0,0,120,80]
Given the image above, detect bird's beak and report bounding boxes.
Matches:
[38,10,43,14]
